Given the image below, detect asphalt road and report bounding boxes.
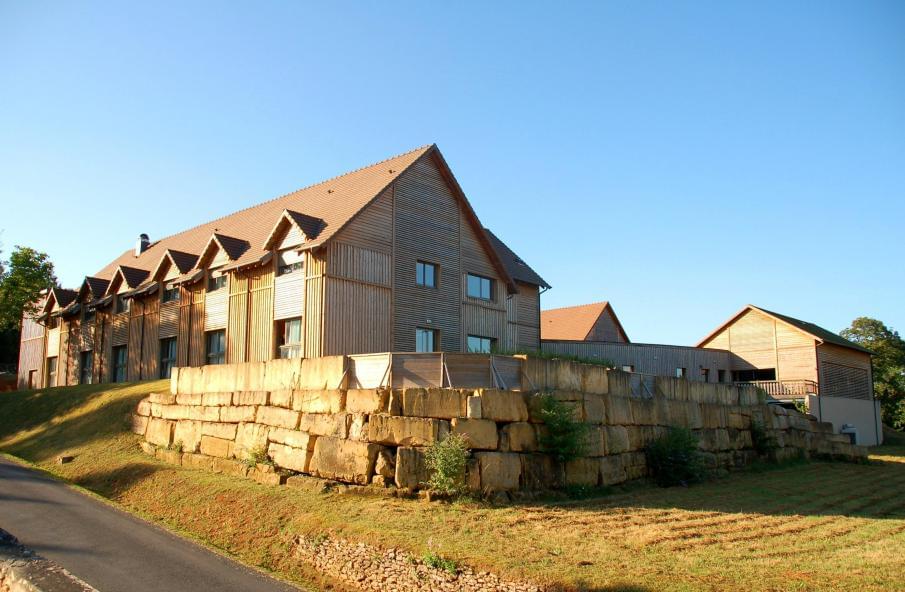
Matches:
[0,457,303,592]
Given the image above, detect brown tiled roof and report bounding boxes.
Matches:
[51,287,78,309]
[118,266,150,289]
[92,145,434,280]
[541,301,626,341]
[484,228,549,288]
[167,250,198,274]
[286,210,326,240]
[82,277,110,300]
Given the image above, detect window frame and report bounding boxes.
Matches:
[207,273,227,292]
[82,306,96,323]
[79,350,94,385]
[46,356,58,387]
[115,294,130,314]
[276,318,303,359]
[416,261,438,289]
[112,345,128,383]
[675,367,687,378]
[415,327,437,353]
[466,273,493,301]
[161,285,180,304]
[206,330,226,365]
[276,249,304,277]
[159,337,177,379]
[466,334,494,354]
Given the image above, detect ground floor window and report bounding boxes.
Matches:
[415,327,436,353]
[206,330,226,365]
[46,357,57,387]
[718,369,726,383]
[701,368,710,382]
[276,318,302,358]
[675,367,687,378]
[732,368,776,382]
[621,365,635,373]
[112,345,128,382]
[80,351,94,385]
[159,338,177,378]
[466,334,493,353]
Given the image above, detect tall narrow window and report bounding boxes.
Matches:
[159,338,177,378]
[467,334,493,353]
[701,368,710,382]
[207,274,227,292]
[416,261,437,288]
[112,345,128,382]
[115,295,130,314]
[79,351,94,385]
[277,318,303,358]
[46,357,57,388]
[83,306,96,323]
[161,286,180,303]
[675,367,687,378]
[206,330,226,365]
[466,273,493,300]
[415,328,436,353]
[717,369,726,383]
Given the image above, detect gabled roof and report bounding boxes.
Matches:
[696,304,873,355]
[194,233,251,270]
[168,250,199,274]
[484,228,549,289]
[43,287,78,313]
[261,209,326,251]
[77,277,110,302]
[540,301,630,342]
[104,266,150,295]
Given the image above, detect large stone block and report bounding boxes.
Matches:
[136,398,152,417]
[292,390,345,414]
[451,418,499,450]
[475,452,521,494]
[480,389,528,422]
[604,425,629,454]
[466,395,482,419]
[701,404,727,429]
[625,426,646,451]
[233,391,269,406]
[201,422,237,441]
[629,398,658,425]
[501,422,537,452]
[268,427,314,449]
[367,414,447,446]
[202,392,233,407]
[600,455,627,485]
[583,394,607,424]
[607,396,634,425]
[235,422,270,459]
[607,371,632,397]
[176,392,204,406]
[234,362,266,392]
[202,363,238,393]
[401,388,466,419]
[375,448,395,478]
[182,452,214,471]
[131,414,149,436]
[519,454,560,490]
[220,405,258,423]
[565,457,599,486]
[268,441,315,473]
[169,367,180,395]
[346,389,389,414]
[551,360,582,390]
[580,364,609,395]
[146,418,174,447]
[347,413,368,441]
[149,392,177,405]
[667,399,689,426]
[309,436,378,485]
[297,413,348,438]
[160,405,191,421]
[583,426,607,457]
[394,446,431,489]
[173,420,203,452]
[211,457,248,477]
[685,403,704,430]
[186,406,220,422]
[200,435,233,458]
[527,392,582,423]
[269,389,293,408]
[256,406,300,429]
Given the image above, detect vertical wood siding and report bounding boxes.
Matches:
[818,343,873,399]
[586,308,627,343]
[177,284,193,367]
[16,314,45,389]
[304,251,326,359]
[204,284,229,331]
[159,302,179,338]
[278,224,305,249]
[140,296,160,379]
[188,284,205,367]
[273,271,305,321]
[127,302,143,381]
[228,272,249,363]
[246,266,274,362]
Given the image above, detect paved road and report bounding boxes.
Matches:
[0,457,303,592]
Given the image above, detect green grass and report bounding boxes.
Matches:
[2,382,904,592]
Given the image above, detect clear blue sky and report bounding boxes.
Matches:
[2,1,903,345]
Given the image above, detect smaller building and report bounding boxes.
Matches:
[540,301,629,343]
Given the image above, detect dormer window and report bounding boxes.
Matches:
[116,295,130,314]
[277,249,304,276]
[162,286,180,303]
[208,273,227,292]
[82,307,96,323]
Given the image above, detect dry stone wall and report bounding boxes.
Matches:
[133,357,867,494]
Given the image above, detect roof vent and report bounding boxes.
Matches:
[135,233,150,257]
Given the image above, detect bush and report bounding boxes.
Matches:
[425,433,469,496]
[536,393,588,463]
[243,445,270,468]
[646,427,706,487]
[750,421,778,458]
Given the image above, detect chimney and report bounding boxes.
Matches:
[135,233,150,257]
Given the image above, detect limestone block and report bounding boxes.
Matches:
[401,388,466,419]
[268,389,293,408]
[394,446,430,489]
[346,389,389,414]
[268,427,314,449]
[136,398,152,417]
[202,392,233,406]
[211,457,248,477]
[234,391,269,406]
[608,396,634,425]
[176,392,204,406]
[220,405,257,423]
[146,418,174,447]
[200,435,233,458]
[607,371,632,397]
[186,406,220,422]
[160,405,191,421]
[714,429,731,450]
[583,394,607,424]
[181,452,211,471]
[600,455,627,486]
[466,395,482,419]
[580,364,609,395]
[374,448,395,478]
[347,413,368,441]
[309,436,379,485]
[519,355,549,391]
[604,425,629,454]
[292,390,345,414]
[131,414,149,436]
[552,360,582,390]
[702,404,727,429]
[149,392,177,405]
[235,422,270,459]
[667,400,689,427]
[451,418,499,450]
[202,363,237,393]
[256,406,300,429]
[170,367,180,395]
[174,420,203,452]
[201,422,237,441]
[268,441,314,473]
[480,389,528,422]
[251,468,284,486]
[629,398,658,425]
[527,392,582,423]
[519,454,560,490]
[625,426,646,452]
[565,457,599,486]
[234,362,266,392]
[728,410,748,430]
[175,367,196,396]
[500,422,536,452]
[583,426,607,457]
[140,441,156,456]
[475,452,521,494]
[297,413,348,438]
[156,448,183,465]
[367,414,447,446]
[297,356,347,390]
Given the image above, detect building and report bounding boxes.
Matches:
[540,301,629,343]
[16,145,548,390]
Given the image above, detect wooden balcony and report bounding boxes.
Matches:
[733,379,819,400]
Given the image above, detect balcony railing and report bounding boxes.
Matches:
[278,344,303,359]
[733,379,818,399]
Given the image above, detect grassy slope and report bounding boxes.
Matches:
[1,382,904,592]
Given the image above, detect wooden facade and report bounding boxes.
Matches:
[17,145,548,389]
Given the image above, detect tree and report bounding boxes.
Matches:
[841,317,905,430]
[0,246,57,331]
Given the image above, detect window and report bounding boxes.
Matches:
[159,338,177,378]
[112,345,128,383]
[416,327,436,353]
[79,351,94,385]
[82,307,96,323]
[207,274,227,292]
[701,368,710,382]
[466,273,493,300]
[732,368,776,382]
[467,334,493,353]
[717,369,726,383]
[276,318,302,358]
[162,286,180,303]
[416,261,437,288]
[47,316,59,329]
[621,365,635,373]
[206,330,226,365]
[277,249,304,276]
[675,367,687,378]
[115,295,130,314]
[46,357,57,387]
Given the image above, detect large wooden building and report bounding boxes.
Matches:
[16,145,549,389]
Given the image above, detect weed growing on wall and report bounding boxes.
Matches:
[646,427,706,487]
[537,393,588,462]
[243,445,271,468]
[750,421,779,458]
[425,433,469,496]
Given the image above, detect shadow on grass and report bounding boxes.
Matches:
[70,461,161,498]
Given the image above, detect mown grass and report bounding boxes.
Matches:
[1,382,904,592]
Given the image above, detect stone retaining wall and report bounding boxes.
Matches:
[133,358,867,494]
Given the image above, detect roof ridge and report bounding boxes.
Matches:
[543,301,609,312]
[143,144,434,250]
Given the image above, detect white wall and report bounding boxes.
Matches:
[807,395,883,446]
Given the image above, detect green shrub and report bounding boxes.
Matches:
[536,393,588,463]
[425,433,469,496]
[646,427,706,487]
[170,440,184,453]
[750,421,778,458]
[422,550,458,574]
[243,445,271,468]
[793,400,809,415]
